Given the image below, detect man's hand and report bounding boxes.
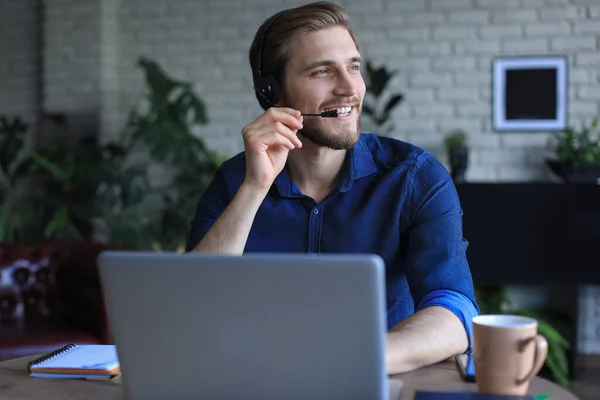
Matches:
[242,107,303,191]
[191,107,303,255]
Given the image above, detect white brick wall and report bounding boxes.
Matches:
[0,0,40,130]
[108,0,600,181]
[99,0,121,142]
[44,0,101,112]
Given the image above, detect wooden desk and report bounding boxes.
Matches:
[0,354,579,399]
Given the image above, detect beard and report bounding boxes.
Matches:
[280,92,362,150]
[299,111,361,150]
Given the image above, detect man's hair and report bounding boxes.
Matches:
[248,2,359,104]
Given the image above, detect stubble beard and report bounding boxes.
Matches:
[281,92,362,150]
[299,111,362,150]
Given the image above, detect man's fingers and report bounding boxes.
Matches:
[273,121,303,148]
[242,107,303,151]
[265,108,303,130]
[268,107,301,118]
[256,132,295,150]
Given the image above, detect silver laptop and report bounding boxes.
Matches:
[97,251,389,400]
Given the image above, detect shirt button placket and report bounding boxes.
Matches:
[308,206,321,256]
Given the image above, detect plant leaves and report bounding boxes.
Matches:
[44,205,82,241]
[28,150,70,182]
[362,104,376,118]
[0,115,28,177]
[384,94,404,115]
[0,204,13,242]
[511,309,571,385]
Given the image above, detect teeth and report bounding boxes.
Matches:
[324,106,352,114]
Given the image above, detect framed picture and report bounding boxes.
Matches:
[492,56,568,132]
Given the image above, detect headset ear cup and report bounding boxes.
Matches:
[254,75,280,110]
[264,75,280,107]
[254,84,271,111]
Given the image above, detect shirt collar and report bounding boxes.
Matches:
[273,134,378,197]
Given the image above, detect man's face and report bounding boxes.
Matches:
[280,26,366,150]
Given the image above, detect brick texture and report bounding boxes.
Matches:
[111,0,599,181]
[3,0,599,180]
[0,0,41,129]
[43,0,102,139]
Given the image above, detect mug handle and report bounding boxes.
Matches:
[516,334,549,385]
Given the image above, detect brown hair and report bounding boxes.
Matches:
[249,2,359,95]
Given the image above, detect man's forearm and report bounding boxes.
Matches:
[191,182,268,255]
[386,306,468,375]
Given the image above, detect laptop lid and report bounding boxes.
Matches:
[98,251,389,400]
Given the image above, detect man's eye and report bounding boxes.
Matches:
[312,69,328,76]
[349,64,361,71]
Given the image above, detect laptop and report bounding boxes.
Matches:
[97,251,390,400]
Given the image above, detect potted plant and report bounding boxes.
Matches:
[112,57,227,251]
[0,57,226,252]
[444,130,469,182]
[361,60,404,137]
[0,115,36,242]
[0,113,154,245]
[546,117,600,183]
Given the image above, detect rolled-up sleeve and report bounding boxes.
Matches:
[402,152,480,350]
[416,289,480,351]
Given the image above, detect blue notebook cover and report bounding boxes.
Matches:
[414,392,535,400]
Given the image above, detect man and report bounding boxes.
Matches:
[186,1,479,375]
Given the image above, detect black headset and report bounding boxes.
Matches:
[254,9,290,110]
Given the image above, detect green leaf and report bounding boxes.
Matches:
[511,309,571,385]
[28,150,69,181]
[365,61,374,87]
[0,204,14,242]
[369,67,386,97]
[546,347,569,386]
[374,115,387,126]
[0,116,29,180]
[384,94,404,115]
[362,104,376,118]
[138,57,187,102]
[43,205,81,240]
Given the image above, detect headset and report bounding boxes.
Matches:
[254,9,291,110]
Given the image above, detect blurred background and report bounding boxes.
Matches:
[1,0,599,397]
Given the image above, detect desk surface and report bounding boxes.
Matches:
[0,354,579,399]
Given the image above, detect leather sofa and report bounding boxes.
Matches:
[0,242,120,361]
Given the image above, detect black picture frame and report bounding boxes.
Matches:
[492,56,568,132]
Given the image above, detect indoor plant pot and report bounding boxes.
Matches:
[546,159,600,184]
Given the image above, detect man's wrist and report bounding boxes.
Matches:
[239,180,271,205]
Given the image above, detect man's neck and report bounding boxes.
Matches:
[286,139,348,203]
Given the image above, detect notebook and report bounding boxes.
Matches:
[414,391,536,400]
[27,344,120,380]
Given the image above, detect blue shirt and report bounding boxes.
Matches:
[186,133,480,349]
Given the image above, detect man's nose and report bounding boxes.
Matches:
[333,70,357,97]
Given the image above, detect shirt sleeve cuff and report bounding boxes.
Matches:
[415,289,480,353]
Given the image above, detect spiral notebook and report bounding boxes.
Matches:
[27,344,120,380]
[414,392,535,399]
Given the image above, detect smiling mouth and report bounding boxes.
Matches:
[322,106,354,118]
